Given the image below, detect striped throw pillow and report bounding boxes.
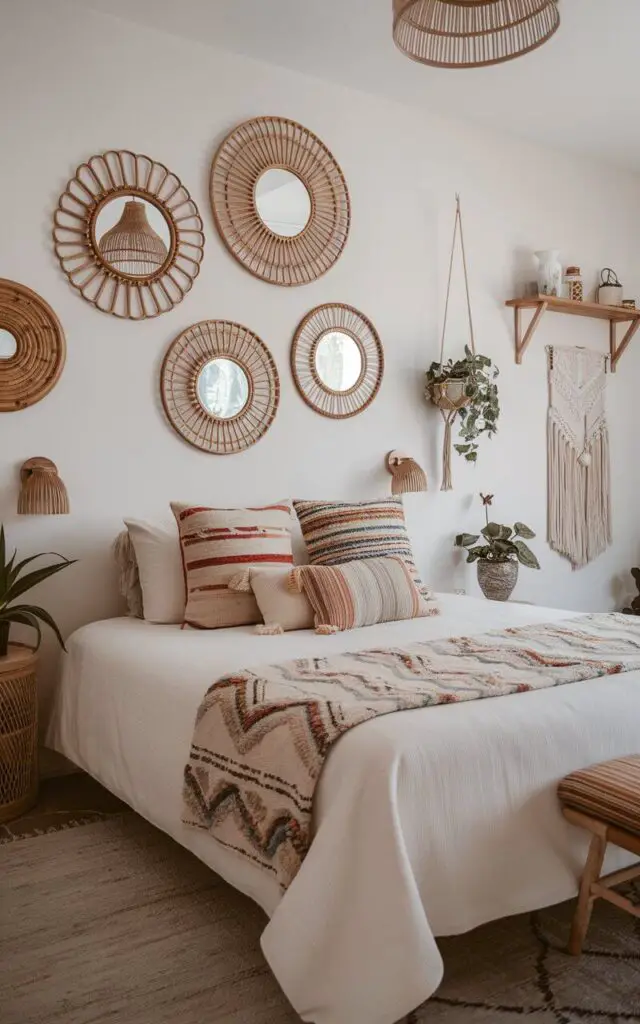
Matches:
[289,557,437,632]
[171,503,294,629]
[293,497,425,591]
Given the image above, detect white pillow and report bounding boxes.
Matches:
[229,567,314,633]
[124,518,185,624]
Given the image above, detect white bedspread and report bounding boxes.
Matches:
[46,595,640,1024]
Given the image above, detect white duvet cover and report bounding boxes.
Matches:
[46,595,640,1024]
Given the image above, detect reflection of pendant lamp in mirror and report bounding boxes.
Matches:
[97,200,168,277]
[393,0,560,69]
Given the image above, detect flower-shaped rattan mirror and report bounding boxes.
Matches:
[53,151,204,320]
[211,117,350,287]
[161,320,280,454]
[291,303,384,418]
[0,279,66,412]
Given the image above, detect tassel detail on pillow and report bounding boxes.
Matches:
[255,623,284,635]
[287,567,304,594]
[228,569,253,593]
[315,624,341,635]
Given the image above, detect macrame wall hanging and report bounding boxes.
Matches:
[547,346,612,569]
[429,195,475,490]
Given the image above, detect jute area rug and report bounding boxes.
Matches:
[2,811,639,1024]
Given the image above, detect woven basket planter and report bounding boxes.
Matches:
[0,644,38,823]
[427,378,471,413]
[477,559,519,602]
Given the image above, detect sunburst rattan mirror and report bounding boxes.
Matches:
[53,151,204,320]
[161,320,280,454]
[0,279,66,412]
[291,303,384,419]
[211,117,351,287]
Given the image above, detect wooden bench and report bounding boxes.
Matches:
[558,755,640,955]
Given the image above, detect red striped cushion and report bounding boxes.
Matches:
[558,756,640,836]
[172,503,294,629]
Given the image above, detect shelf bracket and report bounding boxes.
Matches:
[610,318,640,373]
[514,300,548,364]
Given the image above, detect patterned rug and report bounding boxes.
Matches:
[1,809,639,1024]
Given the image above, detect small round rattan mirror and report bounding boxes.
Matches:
[291,303,384,419]
[0,279,66,412]
[211,117,350,287]
[53,151,204,320]
[161,321,280,454]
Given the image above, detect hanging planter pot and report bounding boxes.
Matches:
[425,196,500,491]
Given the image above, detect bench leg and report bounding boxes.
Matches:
[568,833,606,956]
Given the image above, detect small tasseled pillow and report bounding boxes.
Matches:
[288,556,438,633]
[229,567,314,634]
[558,756,640,837]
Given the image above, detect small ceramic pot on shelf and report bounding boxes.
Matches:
[535,249,562,297]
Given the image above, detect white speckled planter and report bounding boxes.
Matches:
[477,559,519,602]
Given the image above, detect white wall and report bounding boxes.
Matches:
[2,0,640,719]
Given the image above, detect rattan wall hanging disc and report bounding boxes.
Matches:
[161,320,280,454]
[291,303,384,419]
[53,151,204,320]
[211,117,350,287]
[0,279,66,412]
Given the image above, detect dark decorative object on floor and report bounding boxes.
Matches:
[0,524,75,657]
[456,494,540,601]
[622,568,640,614]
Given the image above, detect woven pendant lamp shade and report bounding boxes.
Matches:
[98,200,168,277]
[393,0,560,69]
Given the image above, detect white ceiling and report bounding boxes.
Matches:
[82,0,640,172]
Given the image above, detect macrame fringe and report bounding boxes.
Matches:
[440,412,456,492]
[255,623,284,635]
[548,417,611,569]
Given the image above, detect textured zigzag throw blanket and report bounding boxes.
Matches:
[183,614,640,889]
[547,346,612,568]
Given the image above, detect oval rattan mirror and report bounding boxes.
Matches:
[53,151,204,320]
[211,117,350,287]
[161,320,280,454]
[291,303,384,419]
[0,279,66,412]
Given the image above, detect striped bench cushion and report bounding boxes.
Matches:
[293,497,428,594]
[558,756,640,837]
[172,502,294,629]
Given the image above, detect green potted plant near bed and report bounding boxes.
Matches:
[455,495,540,602]
[0,526,75,821]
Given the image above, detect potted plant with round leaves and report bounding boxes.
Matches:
[0,525,75,658]
[455,494,540,602]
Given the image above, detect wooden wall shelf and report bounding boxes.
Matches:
[505,296,640,372]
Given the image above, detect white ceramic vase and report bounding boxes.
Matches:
[535,249,562,297]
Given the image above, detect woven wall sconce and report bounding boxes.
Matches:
[393,0,560,69]
[97,200,168,277]
[386,451,428,495]
[18,458,69,515]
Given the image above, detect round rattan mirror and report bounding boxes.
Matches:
[211,117,350,287]
[53,151,204,320]
[0,279,66,412]
[161,320,280,454]
[291,304,384,419]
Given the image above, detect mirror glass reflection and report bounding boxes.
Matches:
[255,169,312,238]
[315,332,363,392]
[0,328,17,359]
[197,358,250,419]
[95,196,172,277]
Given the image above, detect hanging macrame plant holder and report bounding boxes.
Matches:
[428,195,476,490]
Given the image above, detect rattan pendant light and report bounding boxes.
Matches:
[393,0,560,69]
[98,200,168,277]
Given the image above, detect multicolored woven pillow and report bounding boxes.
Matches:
[289,557,438,633]
[293,497,426,591]
[171,503,294,629]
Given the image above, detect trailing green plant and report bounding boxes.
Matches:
[455,493,540,569]
[0,525,76,658]
[425,346,500,464]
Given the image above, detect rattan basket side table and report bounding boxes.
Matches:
[0,643,38,823]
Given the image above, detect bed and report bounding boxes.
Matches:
[46,594,640,1024]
